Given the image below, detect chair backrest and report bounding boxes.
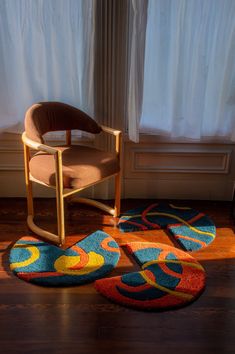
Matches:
[25,102,102,143]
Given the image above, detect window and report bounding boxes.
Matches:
[138,0,235,141]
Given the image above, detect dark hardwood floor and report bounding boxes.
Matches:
[0,198,235,354]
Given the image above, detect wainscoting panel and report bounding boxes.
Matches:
[132,149,230,174]
[123,141,235,200]
[124,178,234,200]
[1,133,235,200]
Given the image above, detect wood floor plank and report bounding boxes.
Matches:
[0,198,235,353]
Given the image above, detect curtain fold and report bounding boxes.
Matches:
[127,0,148,143]
[94,0,126,127]
[0,0,95,134]
[139,0,235,141]
[94,0,129,151]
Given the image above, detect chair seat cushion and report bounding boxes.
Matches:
[29,145,120,189]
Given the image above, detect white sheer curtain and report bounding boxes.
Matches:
[0,0,95,134]
[127,0,148,142]
[135,0,235,142]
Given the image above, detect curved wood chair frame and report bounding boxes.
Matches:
[22,126,122,246]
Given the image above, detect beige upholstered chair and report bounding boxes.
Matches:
[22,102,121,246]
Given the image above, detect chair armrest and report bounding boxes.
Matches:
[22,132,63,192]
[101,125,122,136]
[100,126,122,155]
[22,132,60,155]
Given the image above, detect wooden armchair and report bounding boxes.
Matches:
[22,102,121,246]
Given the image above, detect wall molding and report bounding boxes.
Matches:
[0,133,235,200]
[123,141,235,200]
[131,148,231,174]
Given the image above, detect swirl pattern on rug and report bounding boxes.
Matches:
[95,242,206,311]
[9,231,120,286]
[118,203,216,251]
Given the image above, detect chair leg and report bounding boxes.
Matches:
[114,172,121,217]
[56,186,65,246]
[26,180,34,219]
[23,144,33,216]
[23,143,65,246]
[55,150,65,246]
[26,183,65,246]
[26,174,65,245]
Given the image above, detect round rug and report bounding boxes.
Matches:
[118,203,216,251]
[9,230,120,286]
[94,242,206,311]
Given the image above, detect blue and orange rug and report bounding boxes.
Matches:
[118,203,216,251]
[9,230,120,286]
[9,203,214,311]
[95,241,206,311]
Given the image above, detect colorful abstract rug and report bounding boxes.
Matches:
[95,242,206,311]
[118,203,216,251]
[9,231,120,286]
